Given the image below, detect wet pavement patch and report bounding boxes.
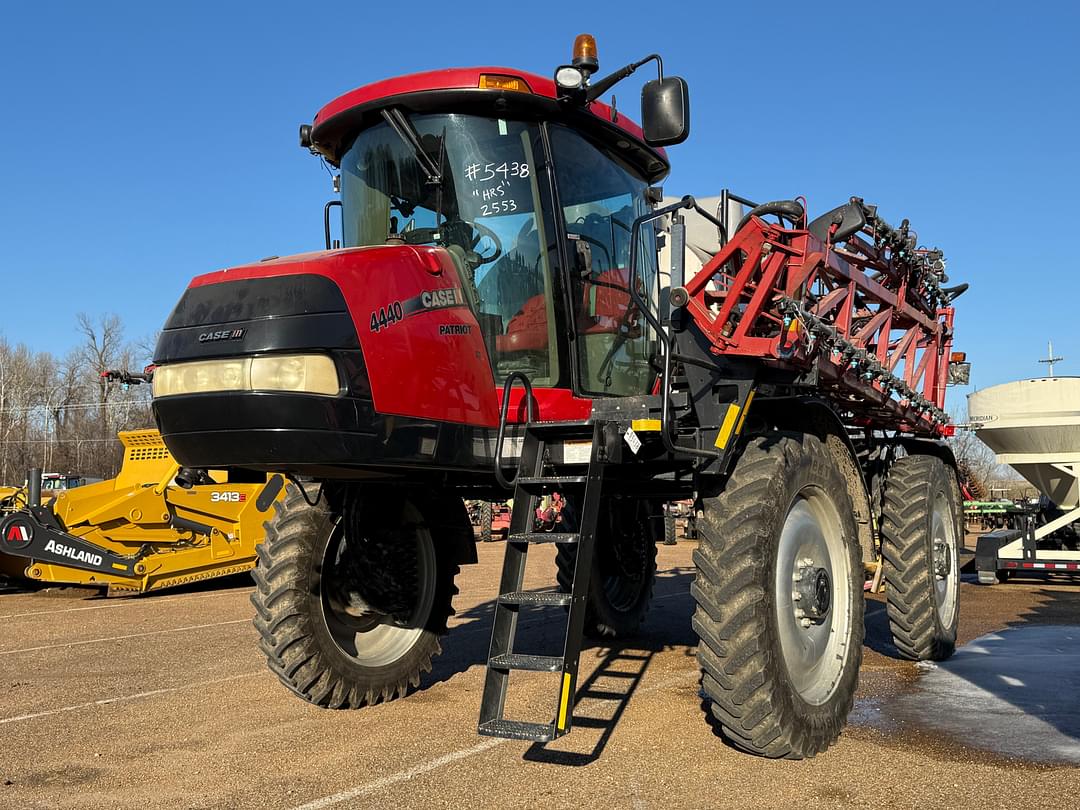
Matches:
[890,625,1080,764]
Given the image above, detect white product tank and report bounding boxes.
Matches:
[968,377,1080,509]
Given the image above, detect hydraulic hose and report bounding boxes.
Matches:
[734,200,806,234]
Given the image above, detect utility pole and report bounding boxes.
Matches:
[1038,340,1064,377]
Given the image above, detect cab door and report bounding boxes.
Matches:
[548,125,661,396]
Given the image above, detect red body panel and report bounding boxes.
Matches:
[192,247,500,427]
[188,248,594,427]
[312,67,659,158]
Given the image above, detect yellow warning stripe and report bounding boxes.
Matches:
[715,390,756,450]
[734,390,756,434]
[714,404,741,450]
[557,672,572,730]
[630,418,662,432]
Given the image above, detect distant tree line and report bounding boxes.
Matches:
[0,314,154,484]
[948,405,1024,501]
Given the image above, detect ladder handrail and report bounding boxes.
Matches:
[627,197,720,461]
[493,371,536,490]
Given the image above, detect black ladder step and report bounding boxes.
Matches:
[498,591,572,607]
[507,532,580,545]
[478,719,555,742]
[488,653,564,672]
[517,475,587,488]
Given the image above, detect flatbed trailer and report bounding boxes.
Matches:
[149,35,969,759]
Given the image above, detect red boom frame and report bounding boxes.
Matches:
[683,211,954,437]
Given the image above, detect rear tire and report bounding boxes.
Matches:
[251,484,458,708]
[693,432,863,759]
[664,509,678,545]
[880,454,960,661]
[480,502,493,543]
[557,497,657,638]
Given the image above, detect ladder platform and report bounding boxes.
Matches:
[488,653,564,672]
[516,475,587,488]
[478,719,556,743]
[507,532,579,545]
[498,591,572,607]
[524,421,593,436]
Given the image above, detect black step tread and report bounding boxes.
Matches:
[478,719,555,742]
[498,591,572,607]
[517,475,587,486]
[507,532,579,545]
[488,653,564,672]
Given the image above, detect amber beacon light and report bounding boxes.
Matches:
[572,34,599,74]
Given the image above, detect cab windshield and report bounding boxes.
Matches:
[340,113,560,386]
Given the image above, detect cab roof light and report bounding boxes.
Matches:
[572,34,599,75]
[478,74,532,93]
[950,352,967,362]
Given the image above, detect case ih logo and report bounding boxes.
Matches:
[198,328,246,343]
[4,522,32,549]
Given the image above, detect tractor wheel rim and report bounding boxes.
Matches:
[321,503,436,667]
[932,492,959,625]
[774,490,853,706]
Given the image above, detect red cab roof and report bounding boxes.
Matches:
[310,66,668,179]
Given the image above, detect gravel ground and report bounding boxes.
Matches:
[1,535,1078,809]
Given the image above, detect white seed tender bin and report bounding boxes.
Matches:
[969,376,1080,567]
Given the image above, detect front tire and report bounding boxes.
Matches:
[251,484,458,708]
[693,433,864,759]
[880,454,960,661]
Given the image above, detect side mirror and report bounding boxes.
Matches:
[641,77,690,147]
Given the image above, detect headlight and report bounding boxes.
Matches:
[153,359,251,396]
[153,355,339,398]
[250,355,338,394]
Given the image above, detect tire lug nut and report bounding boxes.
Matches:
[800,618,812,628]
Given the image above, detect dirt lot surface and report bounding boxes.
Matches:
[2,537,1079,809]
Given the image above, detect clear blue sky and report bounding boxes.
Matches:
[2,2,1077,411]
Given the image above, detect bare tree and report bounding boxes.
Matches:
[76,313,128,445]
[948,405,1002,499]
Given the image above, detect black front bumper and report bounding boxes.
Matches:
[154,389,504,480]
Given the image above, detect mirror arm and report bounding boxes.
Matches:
[586,53,663,103]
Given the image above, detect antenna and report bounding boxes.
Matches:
[1038,340,1064,377]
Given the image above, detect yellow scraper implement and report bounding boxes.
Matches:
[0,429,283,596]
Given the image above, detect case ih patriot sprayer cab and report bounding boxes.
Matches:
[151,36,969,758]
